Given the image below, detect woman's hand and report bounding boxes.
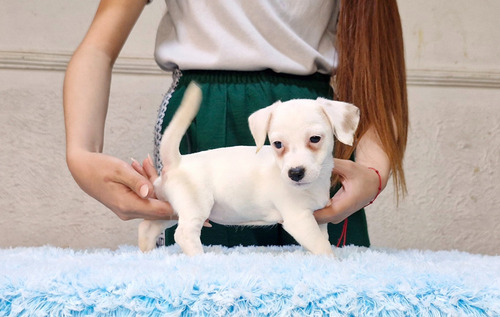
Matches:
[314,127,391,224]
[130,154,159,188]
[314,159,383,224]
[63,1,156,220]
[131,155,212,227]
[67,150,174,221]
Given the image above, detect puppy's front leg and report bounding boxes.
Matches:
[281,211,334,256]
[319,223,329,241]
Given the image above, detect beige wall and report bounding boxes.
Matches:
[1,1,499,255]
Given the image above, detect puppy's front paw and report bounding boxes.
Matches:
[316,248,336,258]
[308,240,335,257]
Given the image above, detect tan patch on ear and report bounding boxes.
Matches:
[342,111,359,134]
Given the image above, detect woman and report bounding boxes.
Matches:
[63,0,408,248]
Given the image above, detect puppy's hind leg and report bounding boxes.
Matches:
[138,220,176,252]
[167,179,213,256]
[174,215,207,256]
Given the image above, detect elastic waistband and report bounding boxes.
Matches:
[177,69,331,87]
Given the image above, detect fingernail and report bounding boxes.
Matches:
[139,184,149,198]
[147,154,154,165]
[131,157,138,164]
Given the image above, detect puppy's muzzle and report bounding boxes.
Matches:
[288,166,306,182]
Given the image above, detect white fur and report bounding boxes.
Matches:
[138,82,359,256]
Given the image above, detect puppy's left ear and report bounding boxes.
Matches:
[248,101,279,152]
[317,98,360,146]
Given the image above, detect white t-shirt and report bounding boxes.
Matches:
[154,0,339,75]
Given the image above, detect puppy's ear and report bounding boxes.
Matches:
[248,101,279,152]
[317,98,360,146]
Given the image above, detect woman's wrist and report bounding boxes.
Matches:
[354,127,391,190]
[364,167,383,207]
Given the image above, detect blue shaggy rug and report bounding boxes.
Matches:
[0,245,499,316]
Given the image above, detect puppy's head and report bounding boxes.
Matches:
[248,98,359,187]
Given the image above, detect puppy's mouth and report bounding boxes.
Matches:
[291,180,312,187]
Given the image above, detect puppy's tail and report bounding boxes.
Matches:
[159,82,202,172]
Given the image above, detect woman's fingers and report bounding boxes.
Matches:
[314,159,382,224]
[143,154,159,183]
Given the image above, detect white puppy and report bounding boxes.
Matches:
[138,82,359,256]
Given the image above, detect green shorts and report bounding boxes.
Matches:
[153,69,370,247]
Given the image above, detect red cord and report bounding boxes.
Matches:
[364,167,382,208]
[336,218,348,247]
[336,167,381,247]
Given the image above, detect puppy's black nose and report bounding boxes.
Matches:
[288,167,306,182]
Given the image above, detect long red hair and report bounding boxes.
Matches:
[333,0,409,198]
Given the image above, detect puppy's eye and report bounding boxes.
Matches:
[310,136,321,143]
[273,141,283,149]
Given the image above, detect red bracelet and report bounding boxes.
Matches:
[336,167,381,247]
[364,167,382,207]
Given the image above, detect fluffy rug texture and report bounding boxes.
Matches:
[0,245,499,316]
